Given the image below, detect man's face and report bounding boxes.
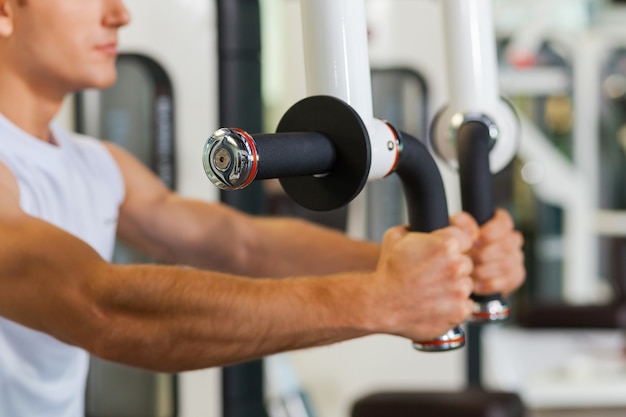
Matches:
[5,0,130,94]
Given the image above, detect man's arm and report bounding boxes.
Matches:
[0,209,366,371]
[108,142,526,296]
[106,142,380,277]
[0,160,475,372]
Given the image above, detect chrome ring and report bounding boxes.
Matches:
[448,112,499,150]
[470,298,511,322]
[413,327,466,352]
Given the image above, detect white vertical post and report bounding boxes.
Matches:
[565,32,600,304]
[300,0,373,121]
[433,0,518,175]
[441,0,500,114]
[300,0,397,180]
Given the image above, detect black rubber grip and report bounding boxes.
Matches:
[396,132,450,232]
[457,121,494,224]
[470,293,502,302]
[253,132,336,180]
[456,121,501,303]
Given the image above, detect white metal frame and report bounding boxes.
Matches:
[300,0,399,180]
[300,0,517,318]
[299,0,519,183]
[432,0,519,174]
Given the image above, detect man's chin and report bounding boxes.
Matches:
[79,70,118,91]
[91,75,118,90]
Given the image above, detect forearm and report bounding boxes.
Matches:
[0,215,374,372]
[123,195,380,277]
[237,215,380,277]
[89,264,373,371]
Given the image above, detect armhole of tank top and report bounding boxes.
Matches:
[94,140,127,208]
[70,134,127,208]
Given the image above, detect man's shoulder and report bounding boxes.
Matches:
[0,160,21,216]
[54,126,116,162]
[52,123,103,148]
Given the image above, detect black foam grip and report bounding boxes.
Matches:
[457,121,501,303]
[457,121,494,224]
[253,132,336,180]
[396,132,449,233]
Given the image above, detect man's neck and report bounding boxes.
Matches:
[0,69,65,143]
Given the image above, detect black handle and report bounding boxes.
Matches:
[395,132,450,232]
[396,131,466,352]
[457,121,501,303]
[254,132,336,180]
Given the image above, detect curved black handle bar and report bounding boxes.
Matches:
[457,121,501,304]
[395,131,465,351]
[395,132,450,233]
[256,129,452,234]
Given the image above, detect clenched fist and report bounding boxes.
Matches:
[365,208,525,343]
[369,223,476,342]
[450,208,525,297]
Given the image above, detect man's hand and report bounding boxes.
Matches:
[451,209,525,297]
[369,224,476,342]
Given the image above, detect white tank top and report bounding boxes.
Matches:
[0,113,125,417]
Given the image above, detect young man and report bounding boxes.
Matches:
[0,0,525,416]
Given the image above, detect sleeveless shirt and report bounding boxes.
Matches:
[0,112,125,417]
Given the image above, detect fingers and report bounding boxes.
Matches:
[411,237,475,337]
[413,285,475,341]
[375,209,525,342]
[466,208,526,296]
[450,211,480,242]
[450,208,517,252]
[432,224,475,254]
[473,249,526,295]
[454,275,474,300]
[473,268,526,296]
[471,230,523,264]
[374,223,477,341]
[475,208,515,243]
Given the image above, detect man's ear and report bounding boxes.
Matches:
[0,0,14,38]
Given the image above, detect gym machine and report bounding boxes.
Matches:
[204,0,518,352]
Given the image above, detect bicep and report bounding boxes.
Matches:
[102,142,174,250]
[103,142,268,270]
[103,141,171,213]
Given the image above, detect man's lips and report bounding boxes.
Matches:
[95,42,118,55]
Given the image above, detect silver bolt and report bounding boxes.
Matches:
[214,148,232,171]
[387,140,395,151]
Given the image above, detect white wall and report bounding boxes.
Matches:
[121,0,220,203]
